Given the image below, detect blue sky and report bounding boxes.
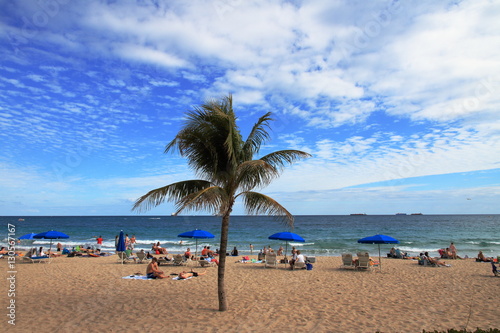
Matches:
[1,0,499,216]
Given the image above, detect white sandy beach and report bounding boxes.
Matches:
[1,254,499,333]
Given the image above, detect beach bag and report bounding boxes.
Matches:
[306,263,313,270]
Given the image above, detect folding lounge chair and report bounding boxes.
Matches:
[199,258,215,267]
[136,252,150,264]
[23,248,51,263]
[172,254,187,266]
[356,252,371,270]
[117,252,135,263]
[265,253,278,268]
[340,253,356,269]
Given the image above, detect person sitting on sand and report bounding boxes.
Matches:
[37,247,48,257]
[477,251,492,262]
[277,246,284,256]
[184,248,192,259]
[178,269,208,279]
[424,252,449,267]
[290,250,305,270]
[231,246,238,256]
[146,257,168,279]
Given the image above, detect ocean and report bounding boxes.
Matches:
[2,215,499,258]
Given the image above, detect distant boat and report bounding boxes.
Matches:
[395,213,407,215]
[18,218,25,221]
[411,213,423,215]
[350,213,367,216]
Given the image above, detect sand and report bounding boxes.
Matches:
[1,254,499,332]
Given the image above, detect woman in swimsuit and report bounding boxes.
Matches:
[178,269,208,279]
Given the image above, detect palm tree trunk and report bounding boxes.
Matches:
[217,213,230,311]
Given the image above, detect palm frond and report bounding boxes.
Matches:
[235,160,279,191]
[132,180,212,212]
[238,191,294,227]
[242,112,272,159]
[260,150,312,172]
[174,186,229,215]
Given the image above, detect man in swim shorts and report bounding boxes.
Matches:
[146,257,167,279]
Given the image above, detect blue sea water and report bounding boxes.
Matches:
[2,215,499,258]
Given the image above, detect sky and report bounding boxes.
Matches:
[0,0,499,216]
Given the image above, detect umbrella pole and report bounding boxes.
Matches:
[284,241,289,267]
[195,239,198,260]
[378,244,381,271]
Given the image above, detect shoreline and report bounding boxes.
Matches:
[2,254,499,332]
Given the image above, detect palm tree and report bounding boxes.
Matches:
[132,94,311,311]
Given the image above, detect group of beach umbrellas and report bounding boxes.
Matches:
[18,230,70,253]
[19,228,400,271]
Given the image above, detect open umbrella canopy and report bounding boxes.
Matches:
[33,230,70,253]
[357,234,399,271]
[268,232,305,265]
[178,229,215,258]
[18,232,37,240]
[268,232,305,242]
[178,229,215,239]
[33,230,70,240]
[357,234,399,244]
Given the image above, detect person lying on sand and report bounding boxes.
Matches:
[146,257,168,279]
[178,269,208,280]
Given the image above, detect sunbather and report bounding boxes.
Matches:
[146,257,168,279]
[178,269,208,279]
[424,252,449,266]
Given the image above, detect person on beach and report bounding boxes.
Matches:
[96,236,103,246]
[201,246,208,257]
[449,242,457,259]
[424,252,449,266]
[57,243,62,251]
[36,247,48,257]
[277,246,284,256]
[249,244,254,254]
[231,246,239,256]
[130,235,136,247]
[146,257,168,279]
[178,269,208,279]
[290,250,305,270]
[477,251,493,262]
[184,248,192,259]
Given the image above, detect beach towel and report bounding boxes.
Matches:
[122,275,153,280]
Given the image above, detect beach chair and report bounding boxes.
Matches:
[23,248,52,263]
[136,252,150,264]
[117,252,135,264]
[199,258,216,268]
[356,252,371,270]
[172,254,187,266]
[340,253,356,269]
[265,253,278,268]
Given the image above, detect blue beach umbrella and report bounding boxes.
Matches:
[18,232,37,240]
[178,229,215,259]
[357,234,399,271]
[116,231,126,264]
[33,230,70,252]
[268,232,305,261]
[116,231,126,252]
